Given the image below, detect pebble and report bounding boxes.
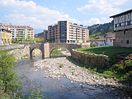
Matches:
[32,57,119,87]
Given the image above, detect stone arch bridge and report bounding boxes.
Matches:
[29,43,83,59]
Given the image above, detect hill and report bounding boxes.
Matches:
[88,21,114,40]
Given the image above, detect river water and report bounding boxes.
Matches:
[14,57,130,99]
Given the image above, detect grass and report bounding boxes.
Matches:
[77,46,132,64]
[76,46,132,84]
[50,48,63,57]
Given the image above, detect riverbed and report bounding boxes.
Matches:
[14,56,130,99]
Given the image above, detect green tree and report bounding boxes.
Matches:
[0,50,21,95]
[34,37,44,43]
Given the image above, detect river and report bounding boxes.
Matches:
[14,55,130,99]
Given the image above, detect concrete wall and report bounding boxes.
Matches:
[114,29,132,47]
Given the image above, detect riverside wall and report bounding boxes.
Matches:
[71,49,109,68]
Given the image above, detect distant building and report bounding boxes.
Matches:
[35,30,48,42]
[110,9,132,47]
[0,23,34,41]
[94,33,115,47]
[0,29,12,45]
[47,21,89,44]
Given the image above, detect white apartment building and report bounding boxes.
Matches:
[0,23,34,41]
[48,21,89,44]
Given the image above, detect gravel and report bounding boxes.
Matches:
[33,57,119,87]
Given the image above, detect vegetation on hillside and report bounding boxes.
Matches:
[77,47,132,84]
[88,21,114,35]
[88,21,114,40]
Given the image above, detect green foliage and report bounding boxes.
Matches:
[88,21,113,35]
[90,32,102,40]
[12,38,34,44]
[111,60,132,82]
[126,71,132,82]
[34,37,44,43]
[0,50,21,95]
[29,88,43,99]
[76,47,132,84]
[50,48,63,57]
[103,70,114,77]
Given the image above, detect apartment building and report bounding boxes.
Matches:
[0,29,12,45]
[0,23,34,41]
[47,21,89,44]
[110,9,132,47]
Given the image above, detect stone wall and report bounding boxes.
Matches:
[114,29,132,47]
[71,49,109,68]
[9,45,30,60]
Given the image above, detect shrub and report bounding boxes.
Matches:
[126,71,132,82]
[103,70,114,77]
[0,50,21,94]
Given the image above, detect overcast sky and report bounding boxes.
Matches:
[0,0,131,33]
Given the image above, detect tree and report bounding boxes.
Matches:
[0,50,21,95]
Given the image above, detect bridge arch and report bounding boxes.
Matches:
[29,43,83,59]
[49,46,71,58]
[29,43,44,59]
[49,43,81,57]
[30,47,44,59]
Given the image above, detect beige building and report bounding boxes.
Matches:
[47,21,89,44]
[0,23,34,41]
[110,9,132,47]
[94,33,115,47]
[0,29,12,45]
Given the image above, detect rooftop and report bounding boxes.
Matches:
[110,9,132,18]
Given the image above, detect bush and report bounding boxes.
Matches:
[0,50,21,95]
[126,71,132,82]
[103,70,114,77]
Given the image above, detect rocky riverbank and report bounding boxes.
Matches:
[33,57,119,87]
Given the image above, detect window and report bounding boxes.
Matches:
[126,40,129,44]
[115,24,117,28]
[124,30,126,35]
[127,21,131,26]
[119,23,121,27]
[121,40,123,43]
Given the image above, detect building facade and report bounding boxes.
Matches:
[93,33,115,47]
[47,21,89,44]
[0,29,12,45]
[110,9,132,47]
[0,23,34,42]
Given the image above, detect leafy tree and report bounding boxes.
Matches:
[34,37,44,43]
[0,50,21,95]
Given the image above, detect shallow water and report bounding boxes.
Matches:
[14,57,130,99]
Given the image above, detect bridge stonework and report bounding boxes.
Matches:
[29,43,89,59]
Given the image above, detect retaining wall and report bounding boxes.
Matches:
[71,49,109,68]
